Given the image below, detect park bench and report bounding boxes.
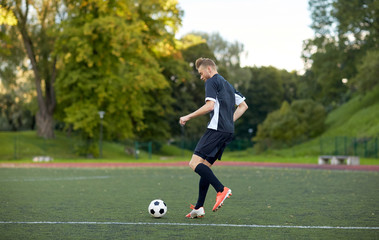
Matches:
[32,156,53,162]
[318,155,360,165]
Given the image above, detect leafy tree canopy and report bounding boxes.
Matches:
[303,0,379,106]
[55,0,183,144]
[350,50,379,94]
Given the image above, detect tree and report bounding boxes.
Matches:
[303,38,347,104]
[139,54,190,141]
[0,66,36,131]
[281,70,300,103]
[55,0,183,155]
[0,4,17,26]
[333,0,379,50]
[297,70,321,100]
[291,99,326,138]
[350,50,379,93]
[3,0,65,138]
[253,101,300,151]
[304,0,379,106]
[236,66,284,139]
[0,3,36,131]
[191,32,249,87]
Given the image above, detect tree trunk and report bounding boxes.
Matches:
[15,1,56,139]
[36,109,55,139]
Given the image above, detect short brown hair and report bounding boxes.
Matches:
[195,58,217,70]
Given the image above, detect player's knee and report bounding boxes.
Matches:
[189,158,201,171]
[189,160,197,171]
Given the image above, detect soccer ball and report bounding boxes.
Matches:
[148,199,167,218]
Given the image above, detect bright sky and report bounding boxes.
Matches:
[177,0,314,72]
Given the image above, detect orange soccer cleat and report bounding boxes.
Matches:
[212,187,232,212]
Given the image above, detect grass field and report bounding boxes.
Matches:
[0,166,378,239]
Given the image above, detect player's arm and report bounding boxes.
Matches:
[179,100,215,126]
[233,100,248,122]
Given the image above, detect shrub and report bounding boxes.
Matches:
[253,99,326,152]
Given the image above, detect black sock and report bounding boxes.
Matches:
[194,163,224,193]
[195,177,209,209]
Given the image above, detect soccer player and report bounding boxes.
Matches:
[179,58,248,218]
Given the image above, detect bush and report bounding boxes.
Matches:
[253,99,326,152]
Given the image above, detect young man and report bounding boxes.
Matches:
[179,58,248,218]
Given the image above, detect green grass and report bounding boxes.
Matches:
[0,166,378,239]
[325,86,379,137]
[0,131,194,162]
[0,131,137,160]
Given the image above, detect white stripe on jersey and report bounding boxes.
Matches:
[235,94,246,106]
[205,97,216,103]
[207,97,220,130]
[205,95,245,131]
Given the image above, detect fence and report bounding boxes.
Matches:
[319,136,378,158]
[4,133,378,160]
[241,136,378,159]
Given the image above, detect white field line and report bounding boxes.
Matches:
[0,221,378,230]
[0,176,110,182]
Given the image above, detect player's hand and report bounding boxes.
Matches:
[179,116,190,126]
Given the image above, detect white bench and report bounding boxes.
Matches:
[33,156,54,162]
[318,156,360,165]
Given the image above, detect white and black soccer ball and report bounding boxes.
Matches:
[148,199,167,218]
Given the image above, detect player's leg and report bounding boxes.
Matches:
[192,156,232,212]
[187,130,233,216]
[192,131,234,212]
[188,154,212,170]
[189,154,224,193]
[189,155,232,213]
[194,177,209,209]
[186,157,211,218]
[186,156,214,218]
[193,156,219,209]
[209,138,233,212]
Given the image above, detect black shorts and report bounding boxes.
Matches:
[194,129,234,165]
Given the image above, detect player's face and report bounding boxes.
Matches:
[198,66,211,81]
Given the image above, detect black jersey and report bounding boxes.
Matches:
[204,74,245,133]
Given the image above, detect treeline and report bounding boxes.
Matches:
[0,0,378,156]
[253,0,379,151]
